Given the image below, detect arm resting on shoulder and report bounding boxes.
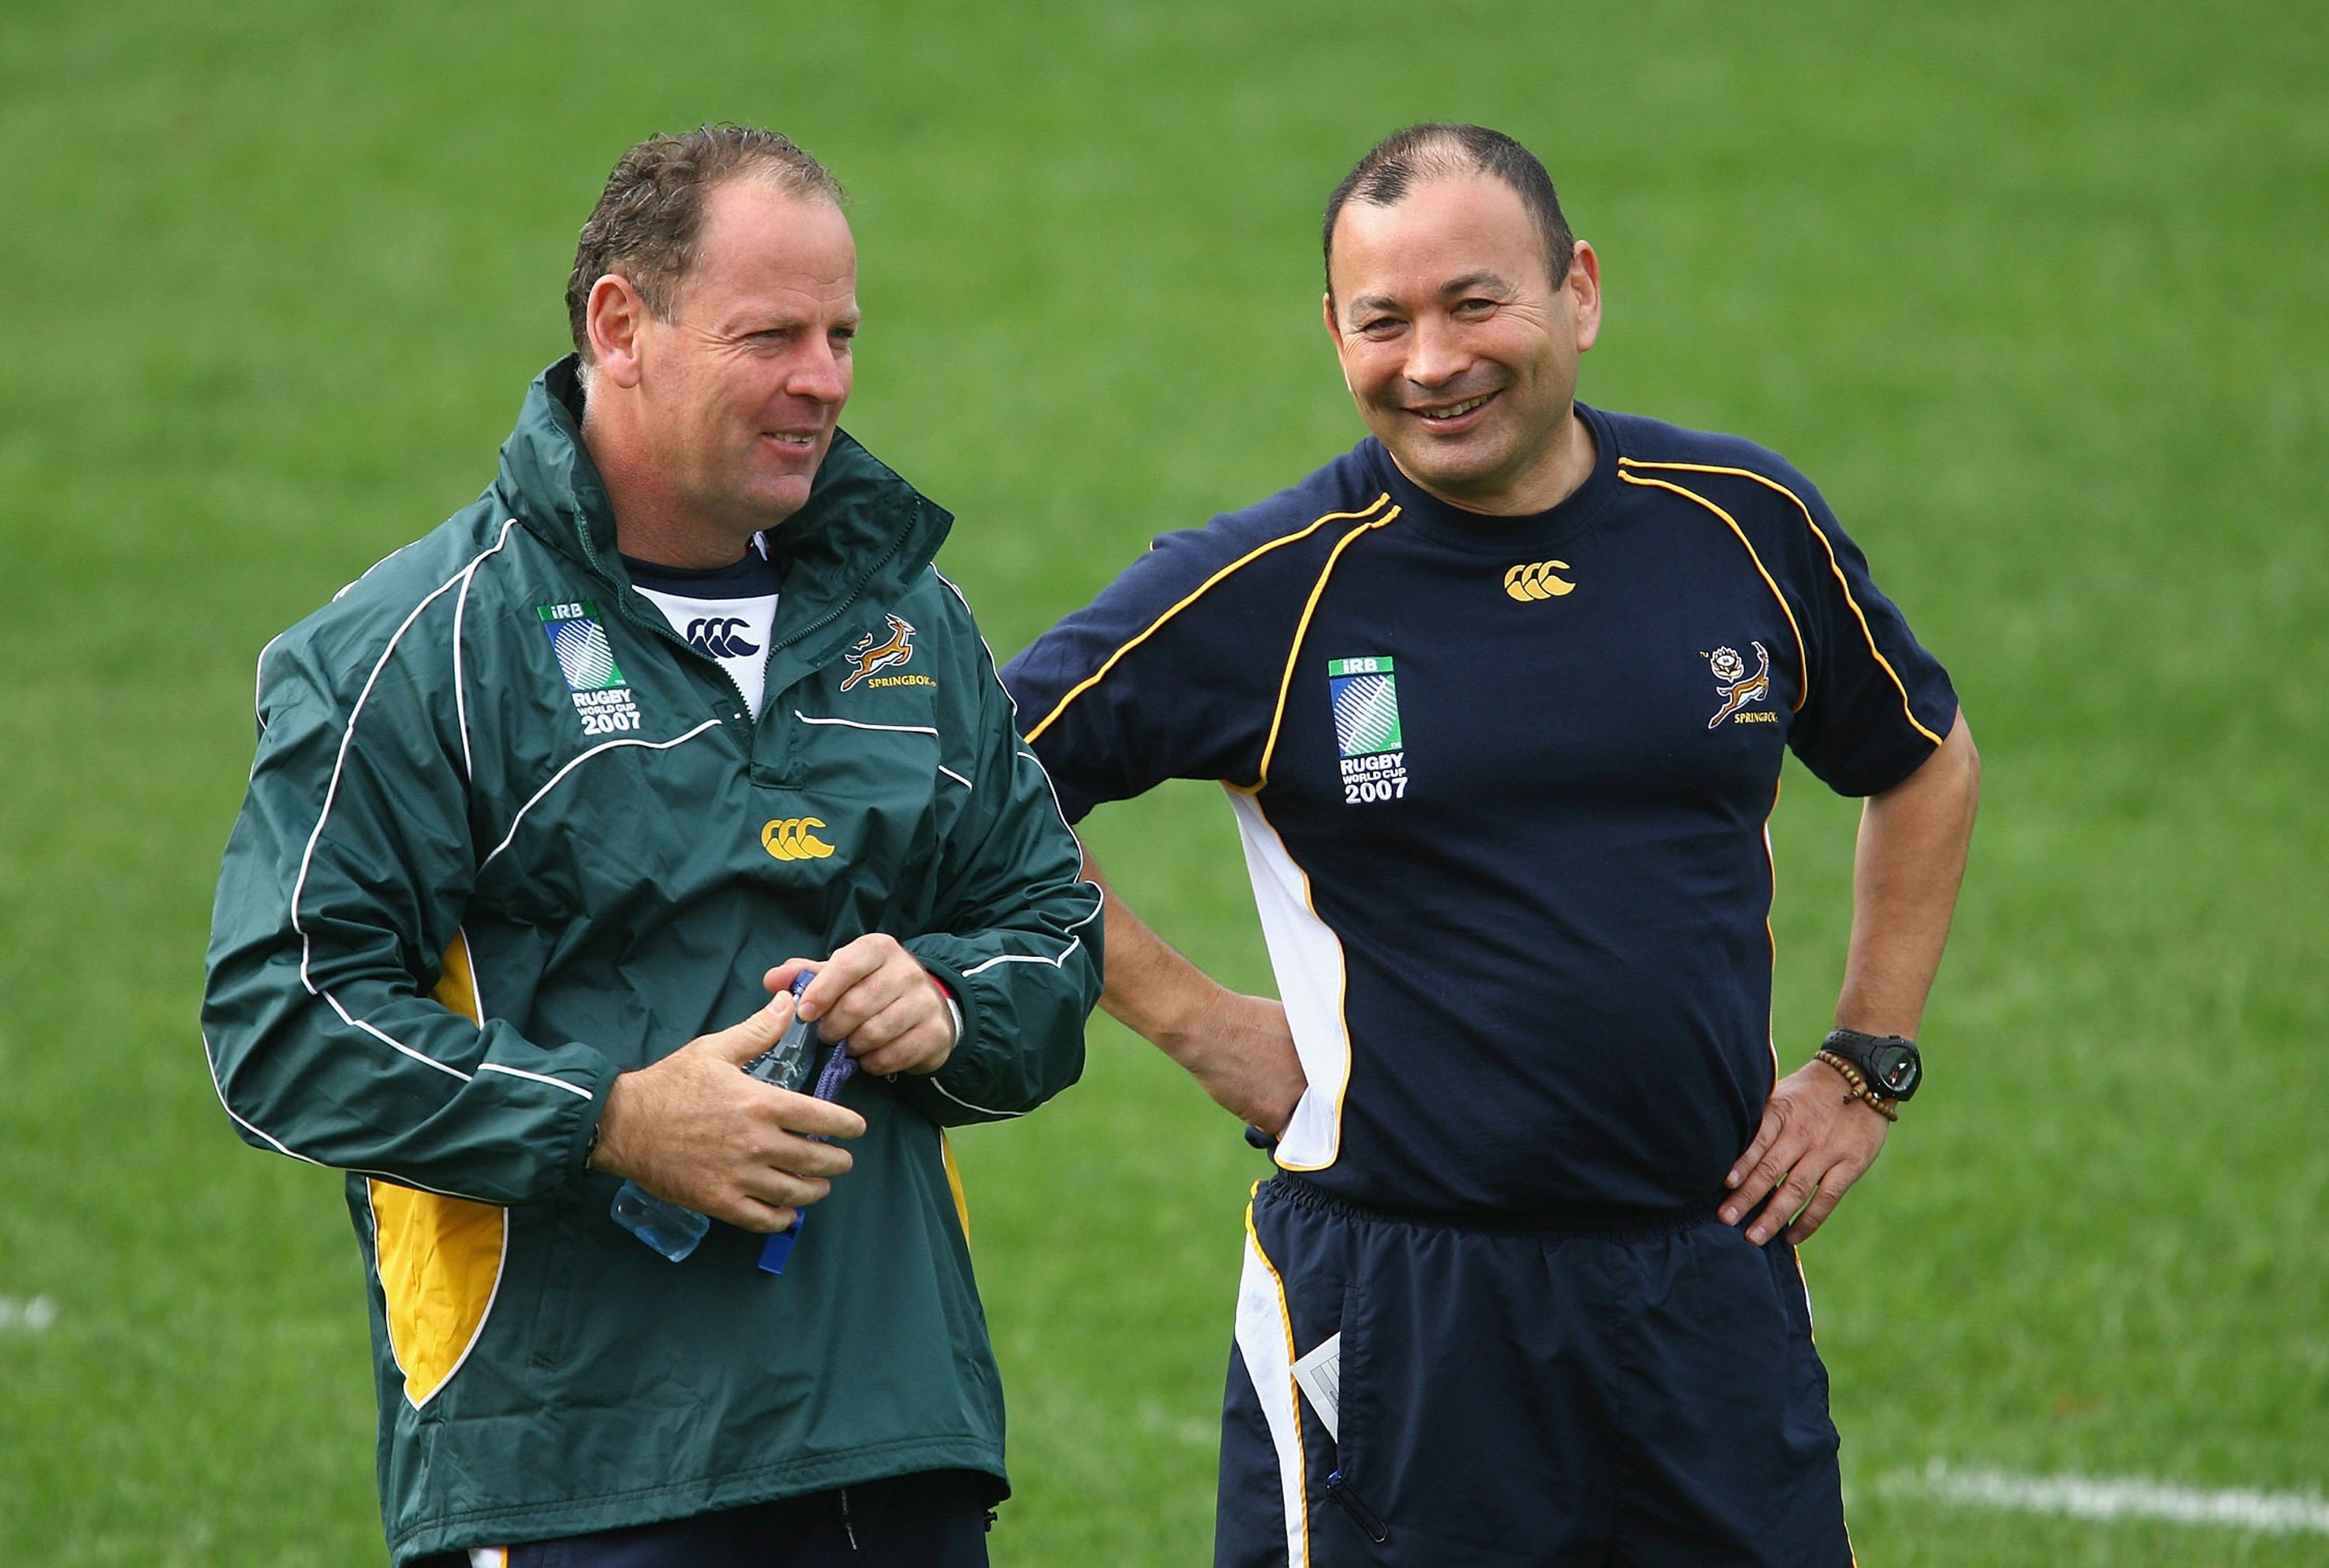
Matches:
[1723,712,1980,1244]
[1083,848,1307,1136]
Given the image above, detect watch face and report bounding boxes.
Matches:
[1869,1043,1920,1094]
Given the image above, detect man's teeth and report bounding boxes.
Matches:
[769,432,815,446]
[1418,394,1490,421]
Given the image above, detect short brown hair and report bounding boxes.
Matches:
[566,125,845,357]
[1322,123,1574,298]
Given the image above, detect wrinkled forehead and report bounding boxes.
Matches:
[686,178,858,301]
[1328,172,1548,303]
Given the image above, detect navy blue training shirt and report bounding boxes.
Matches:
[1001,406,1958,1219]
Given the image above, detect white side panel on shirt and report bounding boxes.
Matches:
[1224,786,1352,1172]
[633,587,779,720]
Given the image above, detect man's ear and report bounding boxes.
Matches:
[1321,293,1354,397]
[586,274,651,389]
[1567,241,1602,356]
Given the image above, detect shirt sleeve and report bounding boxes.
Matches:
[202,623,618,1204]
[894,597,1104,1127]
[1776,470,1960,796]
[999,524,1301,823]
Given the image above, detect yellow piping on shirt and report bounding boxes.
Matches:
[1619,458,1945,745]
[1246,507,1401,792]
[1616,469,1809,713]
[1020,494,1394,746]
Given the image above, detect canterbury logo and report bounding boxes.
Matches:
[762,817,835,861]
[839,614,915,691]
[686,617,761,659]
[1504,560,1575,601]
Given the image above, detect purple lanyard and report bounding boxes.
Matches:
[758,1003,858,1275]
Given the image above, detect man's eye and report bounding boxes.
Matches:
[1359,317,1402,338]
[1456,298,1496,317]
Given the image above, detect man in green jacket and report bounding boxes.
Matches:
[203,127,1102,1567]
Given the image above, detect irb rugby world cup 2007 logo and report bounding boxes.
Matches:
[1328,656,1408,805]
[537,602,644,737]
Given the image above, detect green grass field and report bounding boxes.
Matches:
[3,2,2325,1563]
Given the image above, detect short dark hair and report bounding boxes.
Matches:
[566,125,845,357]
[1321,123,1574,297]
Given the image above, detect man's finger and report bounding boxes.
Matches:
[743,1170,829,1211]
[763,958,817,1000]
[848,990,935,1053]
[856,1032,948,1079]
[1747,1155,1831,1245]
[796,935,895,1023]
[1725,1108,1784,1195]
[857,985,958,1071]
[762,1089,866,1143]
[1782,1143,1876,1243]
[751,1124,859,1180]
[706,1192,804,1234]
[1719,1124,1803,1225]
[1783,1181,1849,1245]
[809,973,904,1042]
[702,993,798,1064]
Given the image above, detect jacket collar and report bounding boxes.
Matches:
[493,356,953,669]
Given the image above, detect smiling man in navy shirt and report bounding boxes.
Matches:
[1002,125,1981,1566]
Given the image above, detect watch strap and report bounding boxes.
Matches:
[1821,1026,1921,1101]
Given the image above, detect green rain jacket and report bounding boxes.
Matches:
[203,358,1101,1562]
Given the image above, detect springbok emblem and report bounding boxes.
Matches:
[840,615,916,691]
[1705,642,1771,729]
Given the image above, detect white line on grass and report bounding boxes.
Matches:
[0,1295,57,1333]
[1883,1461,2329,1535]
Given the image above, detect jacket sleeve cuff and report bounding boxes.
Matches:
[911,952,981,1069]
[557,1046,624,1188]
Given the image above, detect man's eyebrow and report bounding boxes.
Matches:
[1343,271,1517,320]
[1438,270,1515,300]
[719,307,860,335]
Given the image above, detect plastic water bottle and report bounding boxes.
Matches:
[610,972,821,1261]
[755,1037,859,1275]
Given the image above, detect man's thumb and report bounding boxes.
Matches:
[706,993,796,1063]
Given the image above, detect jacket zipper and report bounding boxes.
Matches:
[572,506,911,734]
[602,585,758,730]
[838,1484,859,1551]
[1324,1469,1389,1544]
[569,520,783,733]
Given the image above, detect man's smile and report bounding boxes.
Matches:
[1411,389,1498,425]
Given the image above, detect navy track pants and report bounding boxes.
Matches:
[1216,1174,1853,1567]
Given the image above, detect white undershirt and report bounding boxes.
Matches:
[633,586,780,720]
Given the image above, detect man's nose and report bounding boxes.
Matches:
[1402,314,1470,389]
[787,338,850,404]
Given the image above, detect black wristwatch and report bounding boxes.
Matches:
[1821,1029,1922,1101]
